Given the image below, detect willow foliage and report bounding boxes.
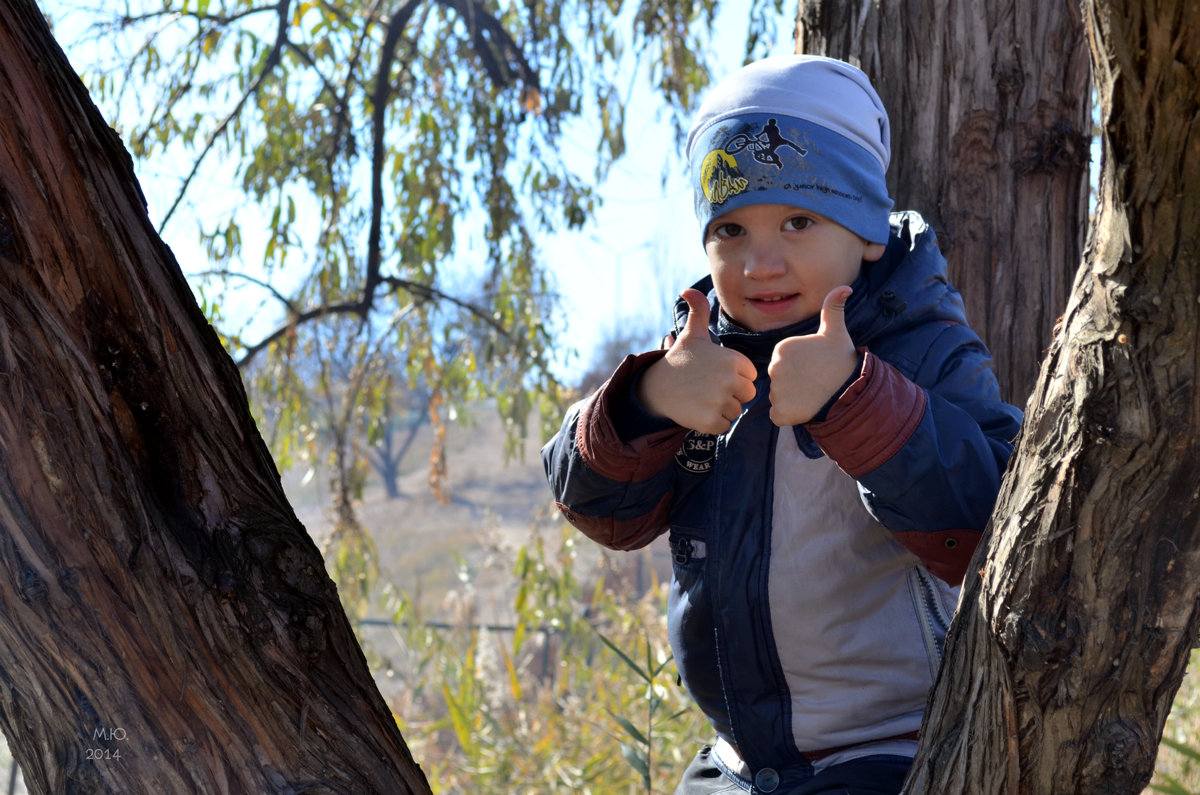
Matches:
[53,0,784,603]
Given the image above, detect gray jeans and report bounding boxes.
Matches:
[673,744,911,795]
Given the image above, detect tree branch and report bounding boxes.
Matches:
[235,301,369,369]
[229,272,510,370]
[192,268,302,316]
[158,0,293,231]
[378,276,512,337]
[435,0,541,95]
[363,0,420,308]
[115,3,279,29]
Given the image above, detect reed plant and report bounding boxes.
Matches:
[380,525,708,793]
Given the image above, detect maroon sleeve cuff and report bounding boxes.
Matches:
[578,351,688,483]
[807,351,927,478]
[891,530,981,586]
[554,495,673,551]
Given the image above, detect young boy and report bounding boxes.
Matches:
[542,55,1022,794]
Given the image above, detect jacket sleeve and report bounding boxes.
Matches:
[808,322,1022,585]
[541,351,688,551]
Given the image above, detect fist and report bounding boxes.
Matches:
[767,286,859,426]
[638,289,757,435]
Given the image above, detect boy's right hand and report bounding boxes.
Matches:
[636,289,757,435]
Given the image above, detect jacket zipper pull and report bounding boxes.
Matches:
[671,537,694,566]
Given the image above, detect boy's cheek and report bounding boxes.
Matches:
[706,283,735,318]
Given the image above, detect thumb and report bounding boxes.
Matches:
[678,288,714,341]
[817,286,853,338]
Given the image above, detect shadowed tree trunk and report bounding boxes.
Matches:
[908,0,1198,791]
[0,2,431,792]
[796,0,1092,407]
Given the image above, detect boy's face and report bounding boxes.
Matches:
[704,203,885,332]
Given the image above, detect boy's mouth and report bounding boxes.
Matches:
[750,293,798,306]
[746,293,801,321]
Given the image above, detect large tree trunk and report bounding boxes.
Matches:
[905,1,1200,792]
[795,0,1091,407]
[0,2,430,792]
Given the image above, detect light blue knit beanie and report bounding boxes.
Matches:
[686,55,894,245]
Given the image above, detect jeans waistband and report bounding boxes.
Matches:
[711,738,753,790]
[711,733,921,788]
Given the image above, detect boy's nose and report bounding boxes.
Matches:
[743,241,787,279]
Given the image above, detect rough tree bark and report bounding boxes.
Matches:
[795,0,1091,407]
[905,1,1200,792]
[0,2,431,792]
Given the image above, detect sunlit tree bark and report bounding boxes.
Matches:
[0,2,430,791]
[796,0,1091,406]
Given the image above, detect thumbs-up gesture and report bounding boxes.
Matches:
[767,286,859,426]
[637,289,757,435]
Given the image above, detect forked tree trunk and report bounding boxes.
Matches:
[906,1,1200,792]
[795,0,1091,407]
[0,2,430,792]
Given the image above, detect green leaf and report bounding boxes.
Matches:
[607,709,648,747]
[619,741,650,782]
[1147,772,1195,795]
[594,629,651,683]
[440,683,474,751]
[1162,736,1200,765]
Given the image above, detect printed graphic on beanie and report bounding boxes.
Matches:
[726,118,808,168]
[700,118,810,206]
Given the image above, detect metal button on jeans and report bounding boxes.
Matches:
[754,767,780,792]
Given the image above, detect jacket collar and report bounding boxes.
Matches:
[673,272,872,367]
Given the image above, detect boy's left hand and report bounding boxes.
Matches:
[767,286,859,426]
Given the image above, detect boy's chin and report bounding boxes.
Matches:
[725,310,817,333]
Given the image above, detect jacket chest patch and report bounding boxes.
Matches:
[675,430,717,474]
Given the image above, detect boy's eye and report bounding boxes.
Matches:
[711,222,744,239]
[785,216,814,231]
